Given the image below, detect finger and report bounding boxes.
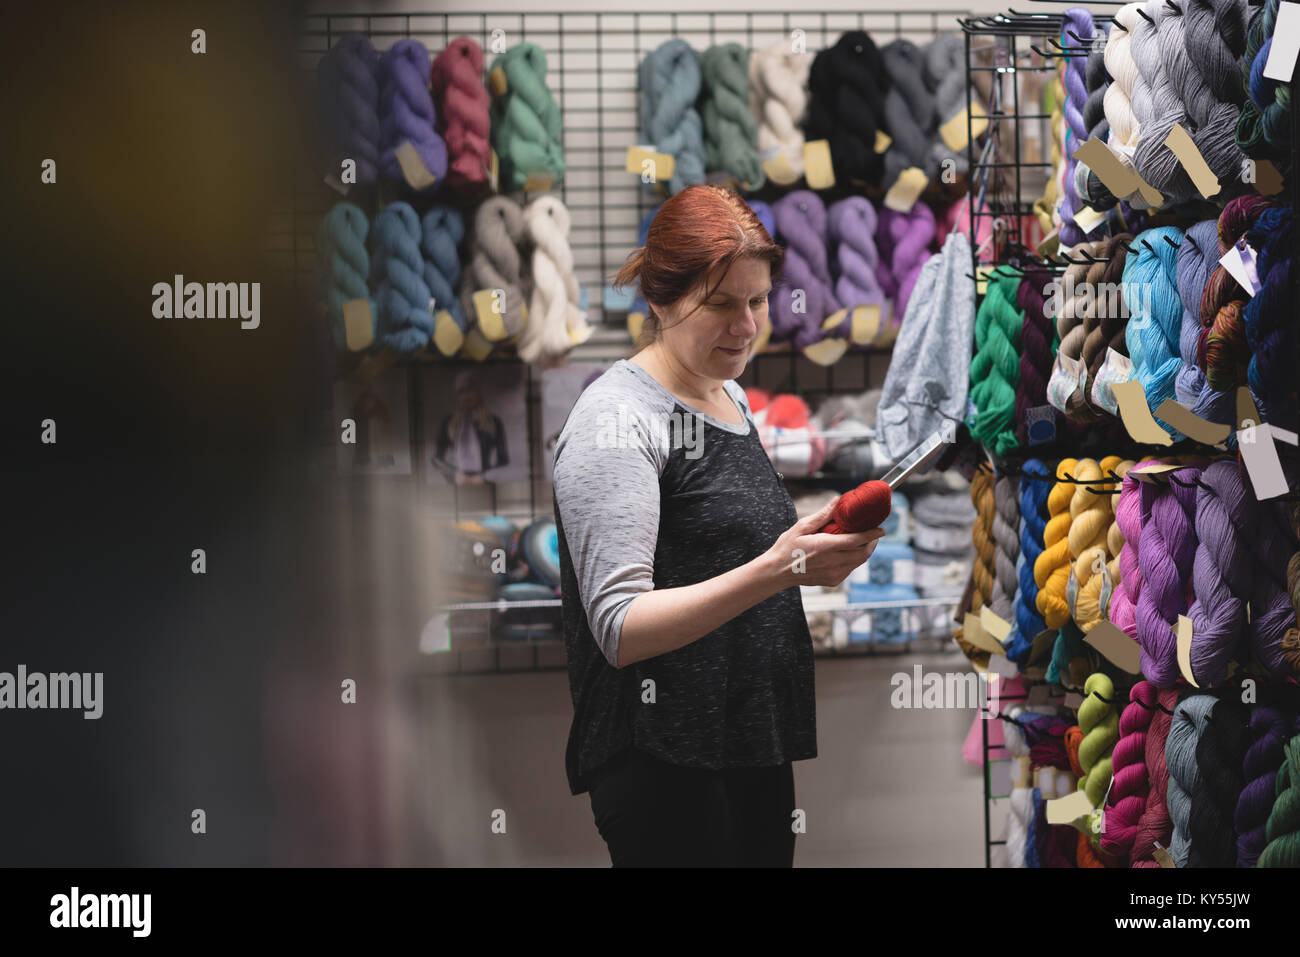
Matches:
[796,499,837,531]
[835,528,887,548]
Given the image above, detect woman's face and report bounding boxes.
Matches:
[658,257,770,381]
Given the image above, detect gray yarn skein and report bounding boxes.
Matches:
[992,476,1022,620]
[922,34,970,177]
[457,195,528,340]
[1166,694,1215,867]
[1181,0,1251,181]
[1132,1,1198,202]
[880,40,940,189]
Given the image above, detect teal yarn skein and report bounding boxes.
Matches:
[699,43,765,191]
[489,43,565,191]
[369,202,435,354]
[639,39,707,195]
[420,206,469,335]
[1122,226,1185,440]
[315,202,374,351]
[969,269,1024,456]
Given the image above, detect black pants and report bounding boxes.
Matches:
[588,748,797,867]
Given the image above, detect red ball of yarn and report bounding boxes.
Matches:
[820,480,891,533]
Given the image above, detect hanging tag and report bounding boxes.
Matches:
[802,140,834,190]
[1046,790,1094,824]
[874,130,892,153]
[342,299,375,352]
[1163,124,1221,199]
[1066,562,1080,619]
[1262,1,1300,81]
[1238,423,1300,500]
[883,168,929,212]
[1174,615,1199,687]
[1047,353,1085,413]
[394,141,437,191]
[1084,620,1142,674]
[1073,205,1105,234]
[488,65,508,97]
[1114,380,1174,446]
[1092,348,1133,416]
[1220,242,1262,296]
[1026,405,1057,445]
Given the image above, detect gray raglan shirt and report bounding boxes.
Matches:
[552,359,817,796]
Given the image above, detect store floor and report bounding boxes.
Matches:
[411,649,986,866]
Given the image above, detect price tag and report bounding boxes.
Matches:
[394,141,437,191]
[883,167,929,213]
[802,140,834,190]
[342,299,375,352]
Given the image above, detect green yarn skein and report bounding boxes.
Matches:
[1078,672,1119,809]
[969,269,1024,456]
[699,43,765,191]
[489,43,565,190]
[1259,735,1300,867]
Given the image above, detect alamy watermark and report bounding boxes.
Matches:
[595,403,704,459]
[0,665,103,719]
[890,665,1001,715]
[1043,273,1148,320]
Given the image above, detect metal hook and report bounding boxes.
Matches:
[1135,8,1154,23]
[1163,235,1181,249]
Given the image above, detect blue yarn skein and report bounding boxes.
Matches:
[370,202,435,353]
[1122,226,1185,439]
[639,39,707,195]
[747,199,776,241]
[378,39,448,189]
[420,206,469,336]
[316,34,380,186]
[1010,459,1052,667]
[1243,205,1295,427]
[315,202,374,351]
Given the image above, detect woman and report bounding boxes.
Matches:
[552,185,884,867]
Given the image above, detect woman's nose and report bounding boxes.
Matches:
[732,305,757,336]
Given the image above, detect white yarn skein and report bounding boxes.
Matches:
[519,196,590,367]
[748,41,812,185]
[1102,5,1144,172]
[1002,705,1033,869]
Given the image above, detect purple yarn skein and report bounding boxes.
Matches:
[1136,465,1203,686]
[1248,497,1300,678]
[876,203,935,328]
[1187,460,1251,686]
[378,39,448,189]
[1058,8,1095,247]
[827,197,886,316]
[771,190,841,348]
[1234,707,1294,867]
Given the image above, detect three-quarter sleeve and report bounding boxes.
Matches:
[553,405,666,668]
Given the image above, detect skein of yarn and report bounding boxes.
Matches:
[316,34,380,187]
[1101,680,1157,863]
[771,191,842,349]
[1136,464,1204,687]
[1235,706,1293,867]
[1242,205,1296,427]
[431,37,491,189]
[519,195,590,367]
[922,34,974,179]
[1188,695,1250,866]
[1065,458,1110,627]
[1131,686,1180,865]
[1077,23,1118,211]
[639,39,706,196]
[420,205,469,355]
[969,270,1023,457]
[1131,1,1198,203]
[378,39,448,190]
[805,31,891,188]
[879,39,939,192]
[1123,227,1186,437]
[1237,0,1293,158]
[457,196,529,344]
[1036,459,1080,631]
[970,468,997,621]
[1172,221,1221,417]
[1102,4,1150,205]
[991,475,1022,623]
[1245,493,1300,680]
[491,43,566,192]
[1012,461,1052,665]
[827,196,887,341]
[1082,234,1133,417]
[1108,466,1148,639]
[1259,733,1300,867]
[315,202,373,351]
[1187,460,1251,686]
[1075,455,1128,631]
[1166,693,1214,866]
[875,204,937,329]
[1174,0,1251,190]
[1078,672,1120,809]
[1057,8,1096,246]
[749,40,812,186]
[370,201,435,353]
[700,43,764,191]
[1015,268,1058,444]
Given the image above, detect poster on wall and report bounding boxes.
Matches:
[423,365,528,486]
[539,362,611,480]
[334,370,412,475]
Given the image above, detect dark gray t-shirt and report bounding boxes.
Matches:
[553,358,817,796]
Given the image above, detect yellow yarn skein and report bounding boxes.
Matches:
[1073,456,1124,631]
[1036,458,1078,628]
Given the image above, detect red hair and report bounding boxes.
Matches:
[613,185,783,351]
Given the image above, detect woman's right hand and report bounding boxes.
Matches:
[765,499,886,590]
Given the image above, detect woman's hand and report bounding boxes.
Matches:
[764,499,886,589]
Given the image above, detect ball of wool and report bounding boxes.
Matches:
[1036,459,1080,630]
[824,480,892,533]
[1136,465,1204,686]
[431,37,492,189]
[1234,706,1292,867]
[771,190,841,349]
[805,31,891,188]
[1165,692,1214,866]
[315,201,373,351]
[1078,672,1120,808]
[1100,680,1158,862]
[370,201,435,353]
[749,40,812,186]
[315,34,380,187]
[1122,227,1185,437]
[969,270,1023,456]
[378,39,448,189]
[492,43,566,191]
[700,43,765,191]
